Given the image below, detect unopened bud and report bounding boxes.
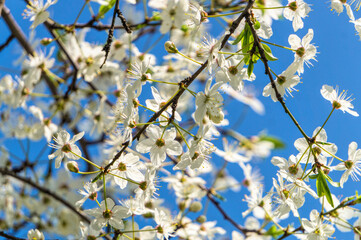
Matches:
[196,215,207,223]
[254,21,261,30]
[165,41,178,54]
[178,201,186,211]
[40,38,53,46]
[67,161,79,173]
[189,201,202,212]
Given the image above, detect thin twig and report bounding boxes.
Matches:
[0,231,25,240]
[0,167,91,224]
[101,0,120,68]
[0,34,14,52]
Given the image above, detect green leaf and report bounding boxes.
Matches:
[92,172,103,183]
[324,174,340,188]
[247,61,254,77]
[97,0,116,19]
[262,43,278,61]
[230,31,245,45]
[265,225,283,238]
[259,135,285,149]
[317,169,334,207]
[308,174,318,180]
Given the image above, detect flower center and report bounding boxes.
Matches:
[102,209,113,219]
[43,118,51,126]
[192,151,200,161]
[118,162,127,171]
[242,179,250,187]
[332,100,342,109]
[288,164,298,175]
[157,225,164,234]
[282,189,290,199]
[86,57,94,66]
[296,47,305,57]
[61,143,72,153]
[88,192,97,201]
[139,181,147,190]
[277,76,286,85]
[155,138,165,147]
[228,66,238,75]
[344,160,354,169]
[288,1,298,11]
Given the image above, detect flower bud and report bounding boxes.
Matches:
[178,201,186,211]
[196,215,207,223]
[254,21,261,30]
[40,38,53,46]
[189,201,202,212]
[165,41,178,54]
[67,161,79,173]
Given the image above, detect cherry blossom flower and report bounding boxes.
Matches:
[320,194,355,232]
[75,182,102,208]
[294,127,337,164]
[350,18,361,40]
[29,106,58,142]
[283,0,311,32]
[331,0,354,20]
[271,155,303,181]
[289,29,317,74]
[195,80,224,125]
[85,198,130,231]
[154,208,175,240]
[111,153,145,189]
[321,85,359,117]
[27,229,45,240]
[48,130,84,168]
[23,0,57,28]
[146,86,182,125]
[216,55,255,91]
[128,59,152,95]
[263,64,300,102]
[302,210,335,239]
[215,138,249,164]
[136,125,182,167]
[159,0,189,34]
[334,141,361,187]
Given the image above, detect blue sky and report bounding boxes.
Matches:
[1,0,361,239]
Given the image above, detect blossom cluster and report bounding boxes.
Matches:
[0,0,361,240]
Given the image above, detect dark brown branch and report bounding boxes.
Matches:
[1,6,58,95]
[116,9,132,34]
[244,9,309,142]
[0,231,25,240]
[100,0,120,68]
[0,34,14,52]
[0,167,91,224]
[47,18,159,31]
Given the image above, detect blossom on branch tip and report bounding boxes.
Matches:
[48,130,84,168]
[334,141,361,188]
[23,0,57,28]
[283,0,311,32]
[321,85,359,117]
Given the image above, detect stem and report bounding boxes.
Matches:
[147,79,179,85]
[260,39,295,51]
[208,10,243,18]
[71,151,101,169]
[107,172,141,185]
[313,107,335,139]
[177,51,202,65]
[72,1,87,27]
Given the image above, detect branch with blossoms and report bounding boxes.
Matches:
[2,0,361,239]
